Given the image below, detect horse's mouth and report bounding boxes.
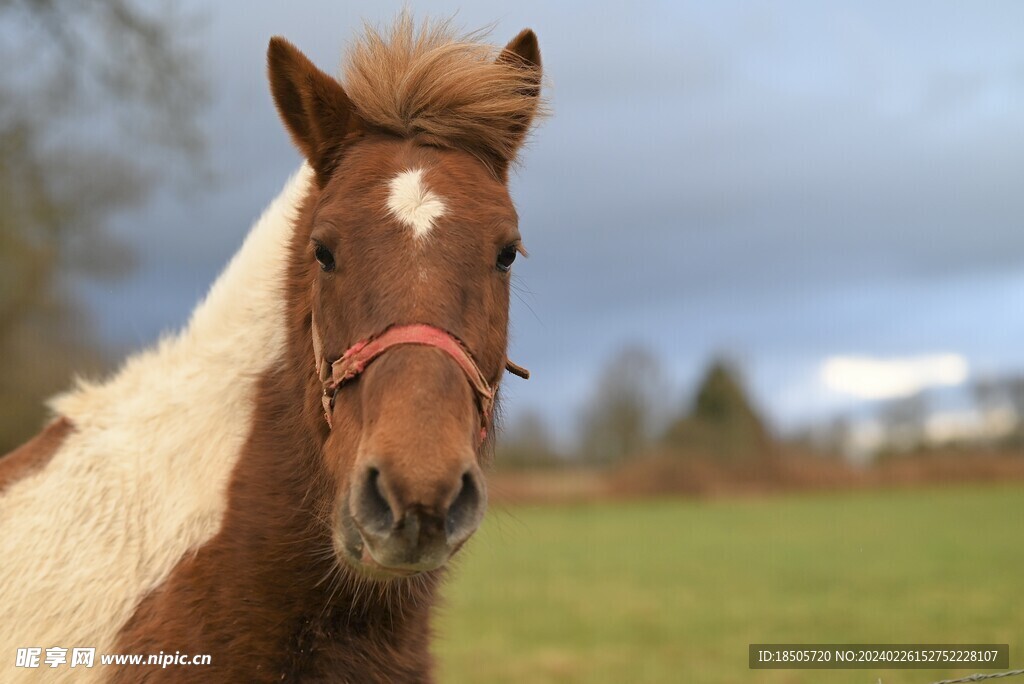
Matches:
[333,509,438,580]
[336,536,430,580]
[356,545,420,577]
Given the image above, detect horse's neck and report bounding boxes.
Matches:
[0,167,318,667]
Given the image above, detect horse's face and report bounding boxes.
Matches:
[310,141,519,577]
[268,32,540,579]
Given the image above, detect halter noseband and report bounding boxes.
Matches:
[312,314,529,443]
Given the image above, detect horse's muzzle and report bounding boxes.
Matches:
[342,461,486,575]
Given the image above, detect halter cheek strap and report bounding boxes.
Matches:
[311,312,529,443]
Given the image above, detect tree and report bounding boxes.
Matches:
[576,345,673,465]
[663,358,772,460]
[0,0,208,451]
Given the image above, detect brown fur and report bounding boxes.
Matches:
[0,417,73,495]
[111,18,543,682]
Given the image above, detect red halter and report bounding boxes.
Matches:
[312,314,529,443]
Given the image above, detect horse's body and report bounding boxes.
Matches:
[0,16,543,682]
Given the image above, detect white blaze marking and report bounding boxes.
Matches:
[386,168,446,238]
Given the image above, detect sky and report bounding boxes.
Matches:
[73,1,1024,437]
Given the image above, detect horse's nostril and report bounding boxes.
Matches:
[355,467,394,536]
[446,470,482,541]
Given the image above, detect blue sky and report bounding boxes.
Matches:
[77,1,1024,435]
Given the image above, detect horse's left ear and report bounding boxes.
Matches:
[267,37,365,186]
[495,29,543,179]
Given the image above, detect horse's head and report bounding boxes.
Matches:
[267,20,542,579]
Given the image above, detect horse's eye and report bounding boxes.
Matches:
[314,243,335,272]
[496,245,517,273]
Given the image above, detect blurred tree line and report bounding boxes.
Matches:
[807,376,1024,461]
[498,344,1024,469]
[497,348,774,469]
[0,0,207,452]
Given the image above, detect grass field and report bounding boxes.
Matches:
[436,486,1024,683]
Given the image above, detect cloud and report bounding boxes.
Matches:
[820,353,968,400]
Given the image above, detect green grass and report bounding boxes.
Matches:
[436,486,1024,683]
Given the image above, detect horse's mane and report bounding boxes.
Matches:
[342,13,546,168]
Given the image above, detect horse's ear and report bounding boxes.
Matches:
[499,29,541,72]
[267,37,364,185]
[495,29,543,179]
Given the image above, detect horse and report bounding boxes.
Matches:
[0,15,544,682]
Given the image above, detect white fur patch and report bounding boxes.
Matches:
[386,168,446,238]
[0,165,313,682]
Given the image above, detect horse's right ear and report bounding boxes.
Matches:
[267,37,364,185]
